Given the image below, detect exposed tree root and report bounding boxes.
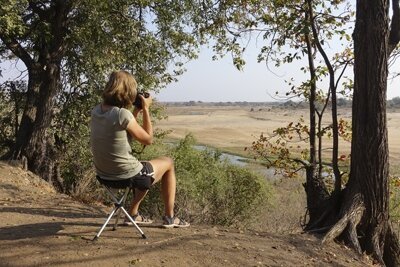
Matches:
[371,218,386,266]
[316,191,400,266]
[383,223,400,267]
[322,193,365,254]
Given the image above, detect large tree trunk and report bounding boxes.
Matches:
[321,1,400,265]
[26,63,61,174]
[12,65,42,160]
[11,62,61,180]
[350,0,390,261]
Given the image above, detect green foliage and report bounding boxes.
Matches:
[139,134,272,226]
[0,0,27,37]
[52,90,100,193]
[389,174,400,232]
[1,1,203,90]
[199,0,354,72]
[0,81,26,155]
[60,130,271,227]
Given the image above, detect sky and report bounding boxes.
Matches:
[156,46,304,102]
[2,46,399,103]
[155,46,400,102]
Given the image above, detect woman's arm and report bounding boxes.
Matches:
[126,95,153,145]
[125,115,153,145]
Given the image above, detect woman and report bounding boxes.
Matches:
[90,70,189,228]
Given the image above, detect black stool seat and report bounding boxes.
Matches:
[96,175,132,188]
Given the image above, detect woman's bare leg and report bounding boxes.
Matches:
[127,157,176,217]
[149,157,176,217]
[127,189,148,216]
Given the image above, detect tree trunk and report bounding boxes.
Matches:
[321,1,400,265]
[350,0,390,262]
[11,65,42,160]
[26,63,61,174]
[11,62,61,181]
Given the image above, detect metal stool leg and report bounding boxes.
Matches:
[113,188,131,231]
[93,186,146,240]
[119,206,147,239]
[93,207,120,241]
[113,209,123,231]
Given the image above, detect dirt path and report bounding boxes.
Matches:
[0,162,374,266]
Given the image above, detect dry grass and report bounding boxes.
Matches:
[157,105,400,174]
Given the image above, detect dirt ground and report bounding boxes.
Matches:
[0,162,375,267]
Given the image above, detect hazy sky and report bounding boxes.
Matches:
[156,46,284,102]
[156,46,400,102]
[2,46,399,103]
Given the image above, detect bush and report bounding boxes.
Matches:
[390,173,400,238]
[139,134,272,227]
[0,81,27,156]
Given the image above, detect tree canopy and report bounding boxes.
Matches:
[0,0,202,90]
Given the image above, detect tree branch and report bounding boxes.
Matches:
[28,1,50,22]
[306,0,341,192]
[0,36,33,68]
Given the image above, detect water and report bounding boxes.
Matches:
[193,145,248,167]
[169,143,281,180]
[193,145,286,180]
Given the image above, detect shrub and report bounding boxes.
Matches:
[139,134,272,227]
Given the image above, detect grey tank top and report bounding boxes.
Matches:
[90,104,143,180]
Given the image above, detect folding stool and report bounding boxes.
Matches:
[93,176,147,240]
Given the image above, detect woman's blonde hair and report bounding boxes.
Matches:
[102,71,138,108]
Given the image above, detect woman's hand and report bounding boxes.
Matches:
[134,94,152,111]
[140,93,153,110]
[133,94,152,116]
[128,93,153,145]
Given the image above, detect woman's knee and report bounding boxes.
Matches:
[159,156,174,169]
[149,156,174,175]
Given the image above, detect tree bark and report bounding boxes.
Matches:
[12,65,41,160]
[350,0,390,262]
[321,1,400,265]
[10,61,61,178]
[25,63,61,174]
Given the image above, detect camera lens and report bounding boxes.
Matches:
[133,92,150,108]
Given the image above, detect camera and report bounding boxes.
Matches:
[133,92,150,109]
